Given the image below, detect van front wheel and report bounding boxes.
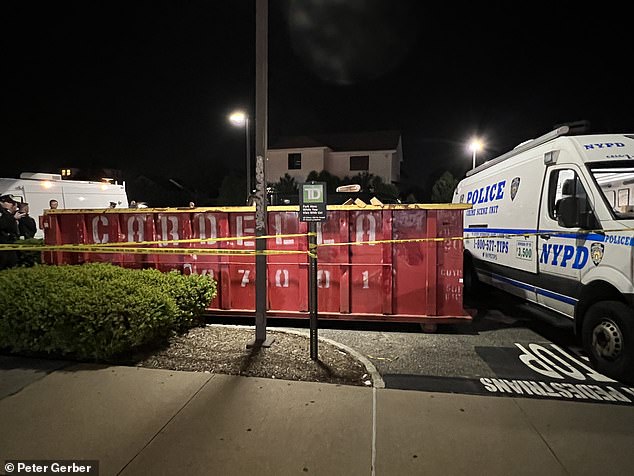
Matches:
[582,301,634,384]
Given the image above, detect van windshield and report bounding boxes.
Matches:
[589,162,634,220]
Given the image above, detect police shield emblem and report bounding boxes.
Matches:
[590,243,604,266]
[510,177,520,201]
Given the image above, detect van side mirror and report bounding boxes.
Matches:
[557,197,580,228]
[557,197,597,229]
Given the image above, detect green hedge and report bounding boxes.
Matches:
[0,263,216,360]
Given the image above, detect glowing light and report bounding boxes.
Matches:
[228,111,247,127]
[469,138,483,153]
[468,137,485,169]
[41,181,53,189]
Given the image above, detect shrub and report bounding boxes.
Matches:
[135,268,217,330]
[0,263,216,360]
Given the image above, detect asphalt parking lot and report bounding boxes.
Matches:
[319,291,578,379]
[277,288,634,406]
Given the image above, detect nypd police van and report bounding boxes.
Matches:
[453,126,634,382]
[0,172,128,239]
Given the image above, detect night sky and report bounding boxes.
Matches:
[4,1,632,200]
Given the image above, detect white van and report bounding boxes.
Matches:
[453,126,634,382]
[0,172,128,239]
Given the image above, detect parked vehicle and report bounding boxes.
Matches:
[453,126,634,382]
[0,172,128,238]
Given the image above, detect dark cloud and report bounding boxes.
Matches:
[286,0,420,85]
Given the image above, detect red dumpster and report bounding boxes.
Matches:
[435,209,465,317]
[83,212,124,266]
[187,211,230,309]
[348,209,393,315]
[392,208,436,316]
[41,210,62,265]
[119,212,157,269]
[44,204,472,324]
[154,212,193,272]
[54,212,86,265]
[224,211,257,311]
[267,210,308,312]
[315,209,350,314]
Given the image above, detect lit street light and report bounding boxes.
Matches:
[469,138,484,169]
[229,110,251,202]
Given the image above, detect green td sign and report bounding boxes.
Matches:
[299,182,327,222]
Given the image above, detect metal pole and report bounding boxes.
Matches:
[472,148,476,169]
[255,0,267,167]
[308,221,318,360]
[249,0,273,348]
[246,116,251,202]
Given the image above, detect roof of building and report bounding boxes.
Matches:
[270,130,401,152]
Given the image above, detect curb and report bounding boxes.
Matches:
[208,323,385,389]
[278,328,385,389]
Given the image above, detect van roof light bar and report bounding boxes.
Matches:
[466,125,569,177]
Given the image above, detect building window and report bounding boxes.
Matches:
[288,153,302,170]
[350,155,369,171]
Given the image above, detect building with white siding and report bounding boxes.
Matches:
[267,131,402,185]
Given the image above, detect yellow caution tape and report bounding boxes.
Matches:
[2,227,632,257]
[316,227,634,248]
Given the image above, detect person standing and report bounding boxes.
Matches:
[0,195,20,270]
[17,202,37,239]
[49,199,59,209]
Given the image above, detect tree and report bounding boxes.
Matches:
[271,173,299,195]
[348,171,374,190]
[368,174,399,201]
[431,171,459,203]
[306,170,400,202]
[306,170,341,193]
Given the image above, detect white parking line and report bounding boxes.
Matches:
[371,386,377,476]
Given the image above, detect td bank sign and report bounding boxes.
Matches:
[299,182,327,222]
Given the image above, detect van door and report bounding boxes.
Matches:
[537,166,599,316]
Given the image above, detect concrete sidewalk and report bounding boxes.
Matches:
[1,356,633,476]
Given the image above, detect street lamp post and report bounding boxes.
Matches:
[469,138,483,169]
[229,111,251,202]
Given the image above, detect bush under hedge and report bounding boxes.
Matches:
[0,263,216,360]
